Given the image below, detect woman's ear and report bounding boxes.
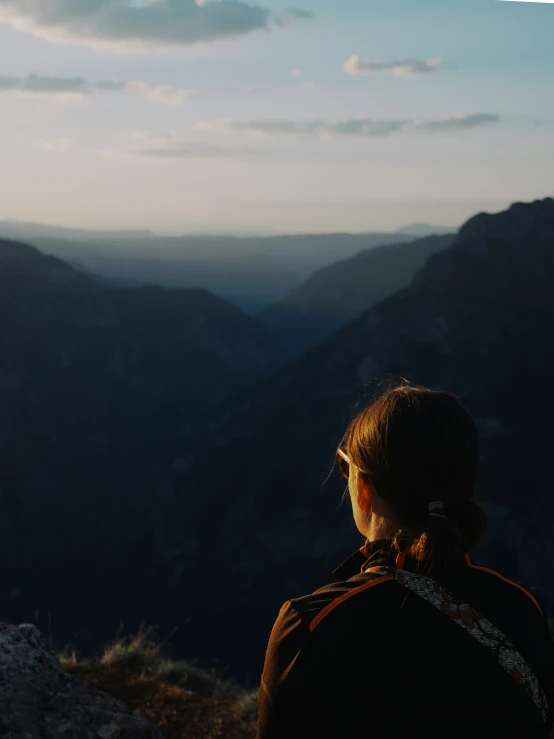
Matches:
[356,472,376,513]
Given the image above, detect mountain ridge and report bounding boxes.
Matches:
[394,222,457,237]
[258,234,454,357]
[0,223,419,312]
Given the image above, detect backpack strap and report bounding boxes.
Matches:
[367,565,548,724]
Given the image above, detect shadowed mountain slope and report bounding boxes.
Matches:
[258,234,453,357]
[0,239,281,626]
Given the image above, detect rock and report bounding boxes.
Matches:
[0,622,162,739]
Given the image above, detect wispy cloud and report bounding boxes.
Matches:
[109,131,262,160]
[0,0,312,49]
[415,113,500,131]
[343,55,444,77]
[0,73,90,98]
[202,113,500,138]
[208,118,409,137]
[274,9,314,26]
[0,73,196,106]
[123,81,197,107]
[138,143,258,159]
[33,138,72,153]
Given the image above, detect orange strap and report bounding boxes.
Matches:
[464,554,543,615]
[309,575,392,632]
[311,553,543,632]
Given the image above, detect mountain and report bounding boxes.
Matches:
[147,198,554,675]
[0,239,281,633]
[0,221,415,313]
[395,223,458,237]
[0,219,155,242]
[258,234,453,357]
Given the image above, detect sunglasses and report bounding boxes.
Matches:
[337,447,353,479]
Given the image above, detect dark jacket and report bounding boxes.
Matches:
[257,539,554,739]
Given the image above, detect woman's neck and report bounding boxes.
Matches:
[366,513,400,543]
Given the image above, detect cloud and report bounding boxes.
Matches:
[138,142,258,159]
[343,55,444,77]
[203,118,410,137]
[203,113,500,138]
[298,80,316,90]
[124,81,197,107]
[290,68,302,78]
[0,73,196,106]
[33,138,72,152]
[0,73,90,98]
[0,0,312,49]
[114,131,262,159]
[274,8,314,26]
[413,113,500,131]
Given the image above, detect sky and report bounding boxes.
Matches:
[0,0,553,234]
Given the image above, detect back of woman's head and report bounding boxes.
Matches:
[341,381,487,570]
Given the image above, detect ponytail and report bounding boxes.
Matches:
[392,499,488,571]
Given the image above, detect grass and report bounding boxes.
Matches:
[57,624,258,739]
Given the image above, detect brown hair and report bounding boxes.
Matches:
[340,381,487,571]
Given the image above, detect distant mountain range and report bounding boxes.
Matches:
[394,222,457,237]
[0,220,455,313]
[0,220,155,242]
[258,234,454,357]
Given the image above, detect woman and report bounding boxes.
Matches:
[257,383,554,739]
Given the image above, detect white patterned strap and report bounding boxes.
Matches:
[368,566,549,724]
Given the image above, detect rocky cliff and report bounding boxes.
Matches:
[0,622,161,738]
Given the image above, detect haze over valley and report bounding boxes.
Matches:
[0,220,451,312]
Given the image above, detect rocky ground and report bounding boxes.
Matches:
[2,618,553,737]
[61,626,258,739]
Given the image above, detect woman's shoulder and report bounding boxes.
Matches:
[286,570,394,633]
[463,557,548,617]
